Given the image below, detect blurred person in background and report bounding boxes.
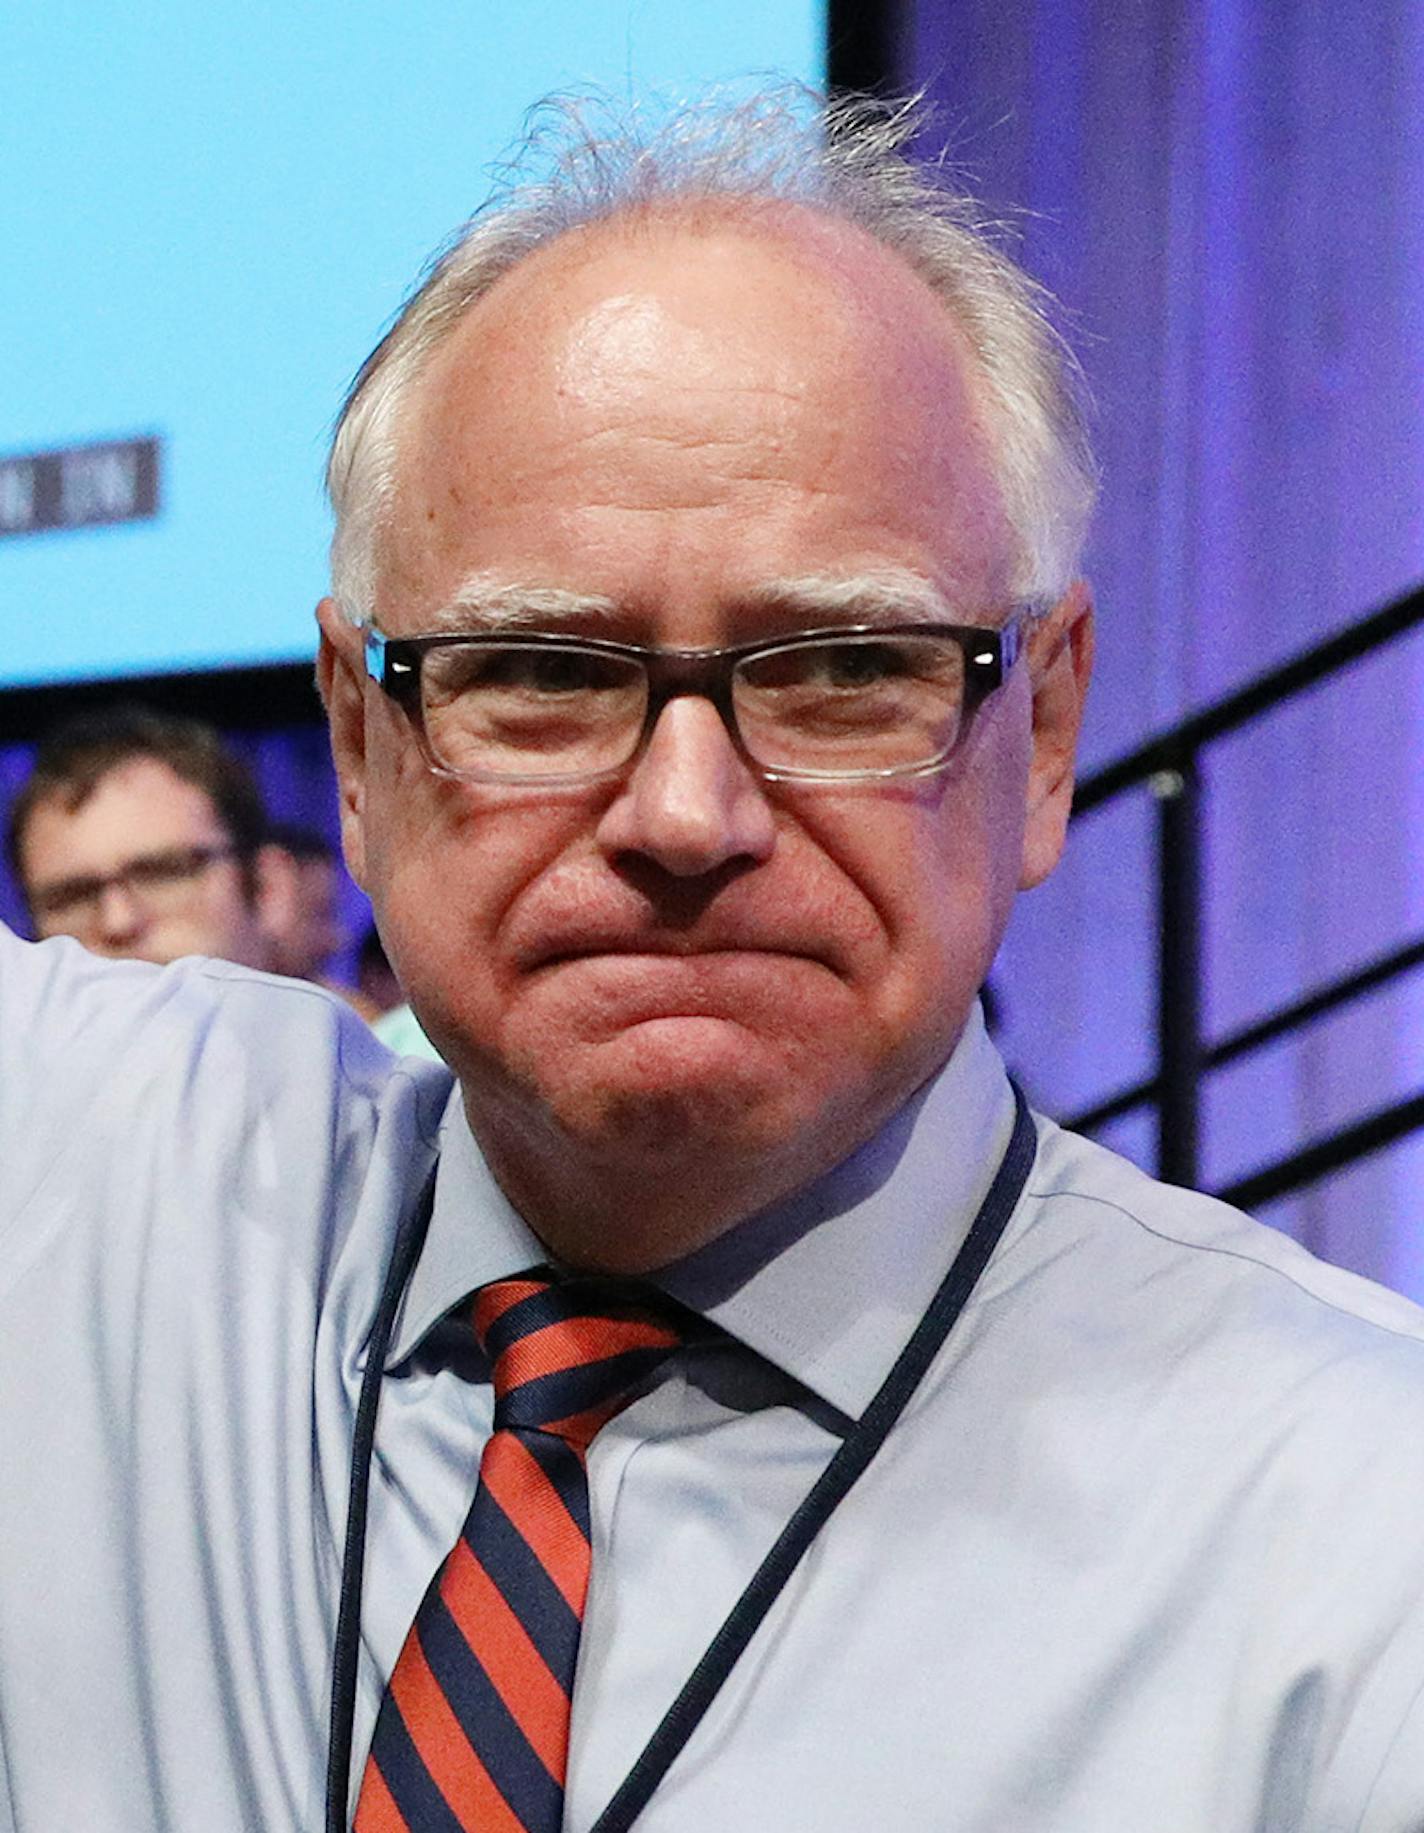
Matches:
[263,827,442,1053]
[6,704,281,970]
[355,922,403,1019]
[264,820,348,984]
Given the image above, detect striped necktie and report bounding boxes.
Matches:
[355,1272,684,1833]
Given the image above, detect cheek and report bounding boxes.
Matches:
[362,772,599,1028]
[877,822,999,1010]
[832,738,1029,1032]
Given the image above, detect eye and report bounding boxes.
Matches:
[740,637,919,693]
[430,644,629,698]
[811,640,913,687]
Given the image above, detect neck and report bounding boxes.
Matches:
[464,1087,897,1274]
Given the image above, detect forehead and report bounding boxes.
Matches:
[379,205,1014,636]
[21,757,226,879]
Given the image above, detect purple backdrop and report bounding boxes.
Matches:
[904,0,1424,1292]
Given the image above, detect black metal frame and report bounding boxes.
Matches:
[826,0,906,93]
[1065,582,1424,1207]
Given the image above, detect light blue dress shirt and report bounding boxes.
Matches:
[4,921,1424,1830]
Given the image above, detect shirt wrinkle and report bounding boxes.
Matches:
[1024,1174,1424,1355]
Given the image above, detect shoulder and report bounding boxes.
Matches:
[1008,1115,1424,1432]
[976,1119,1424,1808]
[0,923,453,1285]
[0,916,448,1103]
[1028,1115,1424,1342]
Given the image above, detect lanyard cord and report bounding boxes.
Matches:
[327,1083,1035,1832]
[591,1082,1034,1831]
[325,1164,438,1833]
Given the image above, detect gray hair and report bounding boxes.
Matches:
[327,87,1096,623]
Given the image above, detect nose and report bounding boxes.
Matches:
[91,879,147,951]
[595,695,776,878]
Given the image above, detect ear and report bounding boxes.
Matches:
[316,597,371,891]
[1019,580,1094,890]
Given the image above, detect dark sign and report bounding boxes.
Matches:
[0,435,161,539]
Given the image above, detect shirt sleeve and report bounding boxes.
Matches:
[0,920,398,1281]
[0,922,160,1250]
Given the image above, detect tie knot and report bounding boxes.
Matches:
[471,1273,685,1448]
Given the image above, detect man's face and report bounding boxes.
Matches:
[321,209,1090,1261]
[20,756,273,969]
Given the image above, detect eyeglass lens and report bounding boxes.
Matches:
[422,644,645,778]
[418,633,971,780]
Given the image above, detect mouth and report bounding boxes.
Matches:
[526,937,836,976]
[520,947,844,1034]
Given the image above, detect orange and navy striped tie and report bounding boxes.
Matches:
[354,1273,684,1832]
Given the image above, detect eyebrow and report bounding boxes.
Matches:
[420,573,620,634]
[745,569,958,627]
[417,565,965,638]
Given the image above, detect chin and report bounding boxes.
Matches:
[541,1022,823,1159]
[589,1082,781,1159]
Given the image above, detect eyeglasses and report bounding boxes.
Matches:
[362,619,1024,785]
[29,843,239,936]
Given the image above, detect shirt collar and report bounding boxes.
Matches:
[388,1004,1017,1419]
[651,1005,1015,1418]
[386,1094,546,1366]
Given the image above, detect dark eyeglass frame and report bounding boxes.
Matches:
[28,842,240,931]
[361,618,1026,786]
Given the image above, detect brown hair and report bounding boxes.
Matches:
[7,704,269,906]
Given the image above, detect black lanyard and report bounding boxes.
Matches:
[326,1082,1035,1832]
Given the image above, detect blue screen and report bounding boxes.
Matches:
[0,4,824,688]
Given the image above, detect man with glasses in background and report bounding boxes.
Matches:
[5,90,1424,1832]
[7,704,281,969]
